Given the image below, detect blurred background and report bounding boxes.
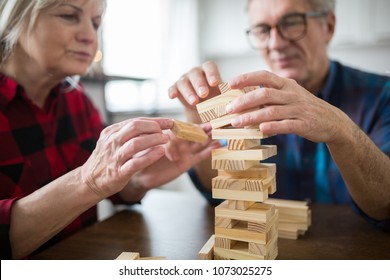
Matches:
[85,0,390,219]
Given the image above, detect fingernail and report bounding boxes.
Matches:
[198,86,207,97]
[226,103,233,113]
[189,96,197,104]
[210,76,218,86]
[231,117,242,127]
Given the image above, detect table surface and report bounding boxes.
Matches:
[33,189,390,260]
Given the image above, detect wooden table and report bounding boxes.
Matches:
[33,189,390,260]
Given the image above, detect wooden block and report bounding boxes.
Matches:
[215,200,275,223]
[247,210,279,233]
[115,252,165,260]
[227,200,256,211]
[218,164,276,178]
[228,139,260,150]
[212,176,246,190]
[215,221,277,244]
[245,174,276,192]
[171,119,208,143]
[214,242,277,260]
[215,237,237,249]
[215,217,240,228]
[218,82,232,94]
[212,128,271,140]
[196,90,244,123]
[212,188,268,202]
[115,252,140,260]
[212,159,261,170]
[209,109,257,129]
[198,235,215,260]
[212,146,277,161]
[248,234,278,257]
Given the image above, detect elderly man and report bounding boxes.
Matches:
[169,0,390,229]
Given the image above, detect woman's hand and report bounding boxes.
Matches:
[80,118,173,199]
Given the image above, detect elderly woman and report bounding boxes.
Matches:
[0,0,215,259]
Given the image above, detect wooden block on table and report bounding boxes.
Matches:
[218,164,276,178]
[212,128,271,140]
[198,235,215,260]
[212,159,261,170]
[115,252,140,260]
[196,90,244,123]
[171,119,208,143]
[228,139,260,150]
[215,200,275,223]
[212,146,277,161]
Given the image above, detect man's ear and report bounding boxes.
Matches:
[324,12,336,44]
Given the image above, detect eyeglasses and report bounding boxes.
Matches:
[246,11,327,49]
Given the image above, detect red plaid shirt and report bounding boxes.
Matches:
[0,74,114,259]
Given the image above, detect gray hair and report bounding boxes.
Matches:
[247,0,336,13]
[0,0,106,64]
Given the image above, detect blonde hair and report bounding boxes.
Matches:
[0,0,106,64]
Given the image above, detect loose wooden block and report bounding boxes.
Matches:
[115,252,140,260]
[212,128,271,140]
[212,146,277,161]
[218,164,276,178]
[171,119,208,143]
[199,235,215,260]
[212,159,261,170]
[215,200,275,223]
[228,139,260,150]
[196,90,244,123]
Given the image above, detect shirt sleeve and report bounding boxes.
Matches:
[0,197,20,259]
[352,201,390,232]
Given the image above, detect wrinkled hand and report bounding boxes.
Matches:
[80,118,173,199]
[227,70,348,143]
[131,123,220,190]
[168,61,222,111]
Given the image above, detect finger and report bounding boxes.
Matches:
[186,67,212,98]
[202,61,222,87]
[260,119,304,136]
[230,105,298,127]
[115,119,165,145]
[118,133,168,164]
[226,88,298,114]
[137,117,174,130]
[229,70,286,90]
[168,84,179,99]
[175,75,199,105]
[120,146,165,176]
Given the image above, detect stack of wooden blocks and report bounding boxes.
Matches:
[198,83,279,260]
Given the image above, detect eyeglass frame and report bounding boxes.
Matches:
[246,11,328,49]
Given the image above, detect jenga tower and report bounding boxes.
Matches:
[198,83,279,260]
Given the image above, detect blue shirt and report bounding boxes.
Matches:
[190,60,390,230]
